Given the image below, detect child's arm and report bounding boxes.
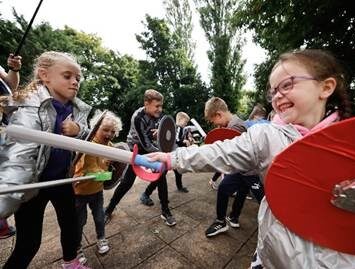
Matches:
[0,107,42,218]
[4,54,21,90]
[171,129,259,175]
[134,116,159,153]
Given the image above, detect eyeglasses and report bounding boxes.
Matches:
[266,76,317,102]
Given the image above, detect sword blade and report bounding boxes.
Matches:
[7,125,132,162]
[0,175,95,195]
[5,125,163,171]
[190,118,207,138]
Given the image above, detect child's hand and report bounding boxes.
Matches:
[151,129,158,139]
[7,54,22,72]
[62,118,80,137]
[146,152,169,163]
[183,139,191,146]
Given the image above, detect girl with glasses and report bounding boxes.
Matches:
[146,49,354,268]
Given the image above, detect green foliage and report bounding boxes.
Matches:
[0,6,211,137]
[0,9,142,139]
[235,0,355,107]
[164,0,196,61]
[194,0,246,112]
[136,15,209,126]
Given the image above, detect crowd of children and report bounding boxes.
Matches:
[0,48,354,269]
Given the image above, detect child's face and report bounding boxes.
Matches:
[269,61,334,129]
[95,118,116,144]
[177,118,189,127]
[144,99,163,118]
[209,111,228,127]
[40,59,81,103]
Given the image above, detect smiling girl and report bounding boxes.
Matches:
[147,49,354,268]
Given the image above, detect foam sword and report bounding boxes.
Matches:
[0,125,164,194]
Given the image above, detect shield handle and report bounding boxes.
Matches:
[131,144,165,182]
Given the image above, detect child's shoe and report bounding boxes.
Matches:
[177,186,189,193]
[161,208,176,226]
[0,223,16,239]
[77,248,87,265]
[205,219,228,237]
[140,192,154,206]
[208,179,218,190]
[62,259,91,269]
[97,238,110,254]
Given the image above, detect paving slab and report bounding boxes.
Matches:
[0,172,259,269]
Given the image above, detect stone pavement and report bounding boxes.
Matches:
[0,172,259,269]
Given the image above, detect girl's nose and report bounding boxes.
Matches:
[273,89,284,100]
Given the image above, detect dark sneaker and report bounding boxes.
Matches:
[140,193,154,206]
[104,213,112,225]
[178,187,189,193]
[0,225,16,239]
[205,220,228,237]
[226,216,240,228]
[161,209,176,226]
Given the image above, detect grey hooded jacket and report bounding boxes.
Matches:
[171,123,355,269]
[0,85,91,218]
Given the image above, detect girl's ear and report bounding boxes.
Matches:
[320,77,336,99]
[37,68,49,83]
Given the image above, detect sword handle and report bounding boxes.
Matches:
[134,155,164,171]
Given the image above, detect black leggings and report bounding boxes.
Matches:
[105,165,136,215]
[144,171,169,211]
[4,185,78,269]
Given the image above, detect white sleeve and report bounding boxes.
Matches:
[171,130,260,175]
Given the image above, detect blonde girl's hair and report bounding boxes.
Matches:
[204,97,229,121]
[176,111,190,122]
[272,49,352,119]
[13,51,81,102]
[90,110,122,137]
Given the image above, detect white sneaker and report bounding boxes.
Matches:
[209,179,218,190]
[97,238,110,254]
[77,248,87,265]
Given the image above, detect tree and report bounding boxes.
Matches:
[235,0,355,107]
[164,0,196,62]
[136,15,208,124]
[0,10,143,139]
[194,0,245,111]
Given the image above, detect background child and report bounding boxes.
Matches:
[173,111,192,193]
[147,49,354,268]
[74,111,122,264]
[0,53,22,240]
[0,51,91,269]
[205,97,246,191]
[244,103,269,127]
[203,97,264,237]
[105,89,176,226]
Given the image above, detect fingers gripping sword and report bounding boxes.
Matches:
[0,125,165,194]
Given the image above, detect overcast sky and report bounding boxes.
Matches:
[1,0,266,88]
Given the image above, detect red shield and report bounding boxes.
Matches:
[204,128,241,144]
[265,117,355,255]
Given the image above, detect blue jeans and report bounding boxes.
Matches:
[76,191,105,247]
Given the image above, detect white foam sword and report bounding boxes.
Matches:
[0,125,164,194]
